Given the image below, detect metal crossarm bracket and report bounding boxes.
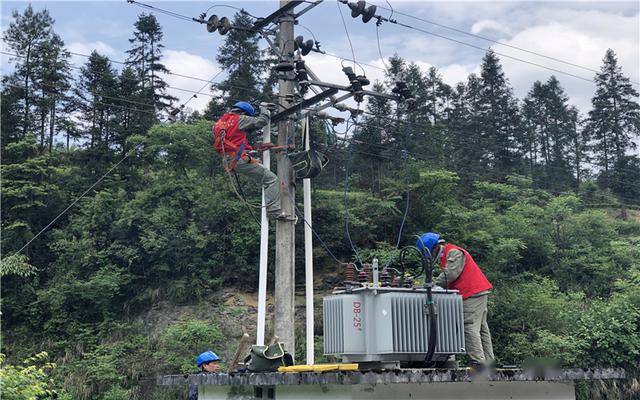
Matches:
[271,88,340,123]
[308,81,400,101]
[253,1,304,30]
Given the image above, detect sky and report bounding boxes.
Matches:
[1,0,639,116]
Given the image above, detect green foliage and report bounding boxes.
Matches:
[0,254,37,277]
[155,320,225,374]
[0,352,70,400]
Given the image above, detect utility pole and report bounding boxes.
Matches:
[274,0,296,355]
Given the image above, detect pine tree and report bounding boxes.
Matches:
[353,82,392,194]
[477,51,521,177]
[586,49,640,184]
[423,66,451,126]
[74,51,119,150]
[522,76,579,189]
[32,32,74,151]
[454,73,487,181]
[2,5,55,136]
[213,13,268,106]
[126,13,176,127]
[113,66,144,152]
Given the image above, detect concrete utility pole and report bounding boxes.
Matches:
[274,0,296,355]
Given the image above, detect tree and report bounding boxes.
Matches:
[32,32,74,151]
[2,5,55,136]
[522,77,579,190]
[477,51,522,176]
[609,155,640,204]
[126,13,176,128]
[74,51,119,150]
[213,13,268,107]
[586,49,640,184]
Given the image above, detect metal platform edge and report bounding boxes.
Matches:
[158,368,626,387]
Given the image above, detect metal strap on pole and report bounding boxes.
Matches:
[256,117,271,346]
[303,115,315,364]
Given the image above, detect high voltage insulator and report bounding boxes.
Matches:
[294,59,309,94]
[294,35,315,56]
[206,15,231,35]
[342,66,369,103]
[274,59,295,72]
[347,0,377,23]
[391,76,412,100]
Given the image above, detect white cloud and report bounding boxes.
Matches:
[495,10,639,114]
[471,19,512,37]
[67,41,120,67]
[161,49,221,113]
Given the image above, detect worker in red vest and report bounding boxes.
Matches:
[213,101,285,220]
[417,232,494,369]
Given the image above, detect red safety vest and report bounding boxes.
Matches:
[213,113,253,156]
[439,243,492,299]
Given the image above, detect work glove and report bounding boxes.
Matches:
[260,107,271,117]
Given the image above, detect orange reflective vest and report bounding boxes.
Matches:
[439,243,492,299]
[213,113,253,156]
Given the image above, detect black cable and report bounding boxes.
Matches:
[204,4,260,20]
[387,19,597,85]
[294,204,347,265]
[375,23,389,70]
[336,0,357,71]
[343,112,364,266]
[233,172,262,227]
[375,3,640,86]
[127,0,195,22]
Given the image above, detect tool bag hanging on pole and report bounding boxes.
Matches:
[243,342,294,372]
[288,149,328,180]
[288,117,329,180]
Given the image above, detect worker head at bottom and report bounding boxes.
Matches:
[196,350,221,373]
[417,232,494,370]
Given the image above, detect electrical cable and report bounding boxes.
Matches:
[127,0,195,23]
[203,4,260,20]
[374,2,640,85]
[342,109,364,266]
[375,23,389,70]
[336,0,357,71]
[7,143,142,258]
[180,67,225,109]
[385,19,599,85]
[5,52,639,184]
[294,204,348,265]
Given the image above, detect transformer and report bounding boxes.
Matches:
[323,286,465,365]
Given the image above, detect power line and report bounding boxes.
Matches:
[336,0,357,71]
[384,19,597,84]
[4,49,638,177]
[127,0,197,23]
[375,3,640,86]
[7,143,141,259]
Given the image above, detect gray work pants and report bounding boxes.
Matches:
[230,156,281,214]
[463,294,494,364]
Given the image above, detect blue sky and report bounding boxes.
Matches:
[2,1,639,115]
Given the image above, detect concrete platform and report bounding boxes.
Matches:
[159,368,625,400]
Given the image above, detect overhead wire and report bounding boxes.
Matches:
[336,0,357,71]
[127,0,195,23]
[374,2,640,85]
[342,108,365,266]
[381,18,602,84]
[7,142,142,259]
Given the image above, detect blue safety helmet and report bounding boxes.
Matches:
[196,350,220,367]
[416,232,441,255]
[233,101,255,116]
